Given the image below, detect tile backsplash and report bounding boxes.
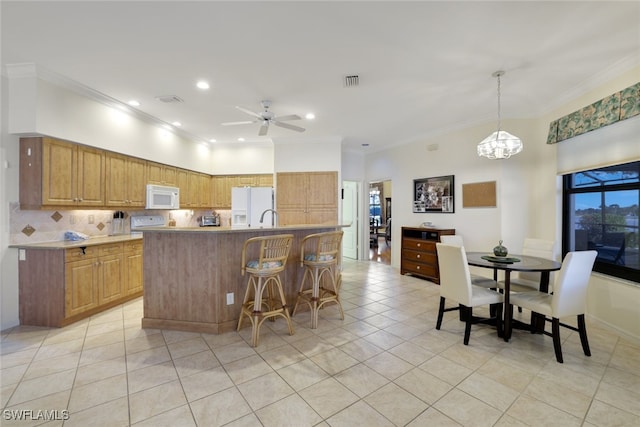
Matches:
[9,202,231,245]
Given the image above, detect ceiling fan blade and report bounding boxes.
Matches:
[235,106,263,119]
[258,121,269,136]
[221,120,257,126]
[273,114,301,122]
[274,121,305,132]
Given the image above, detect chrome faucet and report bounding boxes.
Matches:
[259,209,279,227]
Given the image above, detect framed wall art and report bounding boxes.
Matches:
[413,175,454,213]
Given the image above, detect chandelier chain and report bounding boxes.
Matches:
[496,73,501,132]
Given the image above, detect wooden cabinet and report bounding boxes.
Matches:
[20,137,105,209]
[147,162,177,186]
[400,227,455,284]
[211,174,273,209]
[105,153,147,207]
[18,239,142,327]
[177,169,211,208]
[276,171,338,225]
[65,243,124,317]
[124,240,143,295]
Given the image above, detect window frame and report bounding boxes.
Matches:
[562,161,640,284]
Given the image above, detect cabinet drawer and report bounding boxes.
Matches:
[401,260,437,278]
[65,246,98,262]
[98,243,124,257]
[402,249,437,266]
[124,240,143,254]
[402,238,436,252]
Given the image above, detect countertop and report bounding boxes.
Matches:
[9,233,143,250]
[136,223,351,234]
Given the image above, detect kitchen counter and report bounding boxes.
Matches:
[140,223,350,334]
[10,233,142,249]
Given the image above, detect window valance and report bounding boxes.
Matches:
[547,82,639,144]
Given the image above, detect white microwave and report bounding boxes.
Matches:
[146,184,180,209]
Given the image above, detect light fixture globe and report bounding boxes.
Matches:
[477,70,523,160]
[477,130,523,159]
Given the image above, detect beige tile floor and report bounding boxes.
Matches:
[2,259,639,426]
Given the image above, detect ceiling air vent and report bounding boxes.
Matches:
[343,75,359,88]
[155,95,184,103]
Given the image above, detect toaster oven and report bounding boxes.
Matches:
[198,215,220,227]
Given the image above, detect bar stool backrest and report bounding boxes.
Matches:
[301,231,344,265]
[241,234,294,275]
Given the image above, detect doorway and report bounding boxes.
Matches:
[369,180,391,264]
[342,181,359,260]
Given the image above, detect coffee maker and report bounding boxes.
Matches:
[112,211,125,235]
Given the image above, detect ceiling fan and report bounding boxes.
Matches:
[221,100,305,136]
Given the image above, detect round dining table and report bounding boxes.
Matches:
[466,252,562,341]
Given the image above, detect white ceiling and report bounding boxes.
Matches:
[2,1,639,152]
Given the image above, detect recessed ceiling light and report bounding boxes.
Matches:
[196,81,210,90]
[362,143,370,147]
[237,137,245,142]
[305,113,315,120]
[209,138,217,143]
[128,100,140,107]
[172,121,182,127]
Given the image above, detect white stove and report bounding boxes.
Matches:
[130,215,166,232]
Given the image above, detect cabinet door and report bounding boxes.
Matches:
[177,169,190,207]
[42,138,77,206]
[105,153,128,206]
[147,162,163,184]
[163,166,177,186]
[188,172,200,207]
[76,146,105,206]
[276,172,307,210]
[256,174,274,187]
[98,254,123,304]
[307,172,338,211]
[199,173,211,207]
[127,157,147,207]
[65,258,99,317]
[124,241,143,295]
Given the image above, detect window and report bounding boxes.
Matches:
[562,161,640,283]
[369,188,381,224]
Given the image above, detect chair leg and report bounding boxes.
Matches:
[577,314,591,357]
[436,297,446,330]
[463,306,473,345]
[551,317,563,363]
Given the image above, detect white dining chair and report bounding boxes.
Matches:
[435,243,504,345]
[509,250,597,363]
[439,235,496,288]
[501,238,555,292]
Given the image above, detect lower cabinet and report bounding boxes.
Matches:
[400,227,455,284]
[19,239,142,327]
[124,240,143,295]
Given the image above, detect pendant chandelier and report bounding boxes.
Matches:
[477,71,523,160]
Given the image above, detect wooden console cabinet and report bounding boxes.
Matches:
[400,226,455,284]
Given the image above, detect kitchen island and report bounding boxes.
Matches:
[140,224,349,334]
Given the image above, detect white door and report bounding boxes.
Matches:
[342,181,358,259]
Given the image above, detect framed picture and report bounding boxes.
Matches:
[413,175,455,213]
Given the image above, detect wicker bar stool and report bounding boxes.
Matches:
[292,230,344,329]
[237,234,295,347]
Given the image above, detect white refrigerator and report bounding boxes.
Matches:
[231,187,274,227]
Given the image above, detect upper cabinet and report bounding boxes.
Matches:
[105,153,147,207]
[20,137,105,209]
[276,171,337,225]
[19,137,274,211]
[211,174,273,209]
[147,162,177,186]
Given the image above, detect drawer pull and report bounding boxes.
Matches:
[416,254,421,258]
[416,266,420,269]
[417,243,421,247]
